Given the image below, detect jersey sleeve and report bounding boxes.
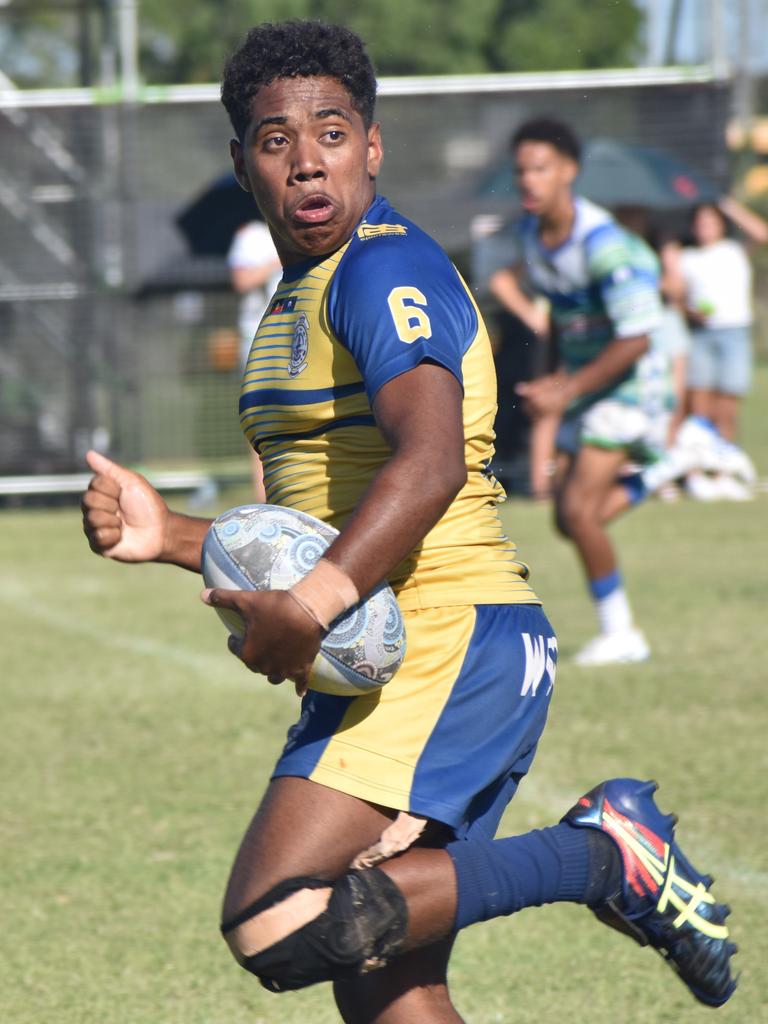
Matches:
[327,230,478,402]
[585,224,662,339]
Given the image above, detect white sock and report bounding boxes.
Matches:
[595,587,634,635]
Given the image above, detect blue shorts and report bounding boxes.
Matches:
[687,325,752,396]
[273,603,556,840]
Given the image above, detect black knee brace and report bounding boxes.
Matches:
[221,868,409,992]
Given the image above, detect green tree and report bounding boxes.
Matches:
[139,0,311,84]
[138,0,643,83]
[485,0,643,72]
[0,0,645,87]
[312,0,502,76]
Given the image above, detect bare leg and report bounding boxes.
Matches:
[334,938,464,1024]
[711,392,740,442]
[224,777,394,919]
[667,354,688,444]
[528,413,559,500]
[554,445,628,580]
[221,776,460,1023]
[598,482,633,525]
[687,387,714,423]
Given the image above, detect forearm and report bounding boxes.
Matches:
[323,449,465,598]
[158,511,212,573]
[565,335,649,402]
[489,270,544,333]
[719,196,768,245]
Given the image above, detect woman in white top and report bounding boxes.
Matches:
[667,197,768,442]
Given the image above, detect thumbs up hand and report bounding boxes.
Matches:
[81,450,170,563]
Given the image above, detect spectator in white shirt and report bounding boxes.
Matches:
[666,197,768,444]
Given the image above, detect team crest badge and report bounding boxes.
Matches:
[289,313,309,377]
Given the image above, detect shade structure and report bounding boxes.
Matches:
[176,171,264,256]
[478,137,719,209]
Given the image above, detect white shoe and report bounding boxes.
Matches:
[642,418,720,493]
[717,443,757,486]
[573,628,651,667]
[714,474,754,502]
[671,417,718,468]
[685,471,722,502]
[642,445,701,492]
[675,417,757,484]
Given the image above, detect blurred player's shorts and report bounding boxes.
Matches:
[557,398,669,463]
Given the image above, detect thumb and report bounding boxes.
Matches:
[201,587,246,611]
[86,449,141,486]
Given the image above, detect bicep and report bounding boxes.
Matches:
[372,362,465,463]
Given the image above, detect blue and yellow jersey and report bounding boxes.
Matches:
[239,195,536,610]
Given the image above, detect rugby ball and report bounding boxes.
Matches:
[201,504,406,697]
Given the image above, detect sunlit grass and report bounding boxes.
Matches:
[2,369,766,1023]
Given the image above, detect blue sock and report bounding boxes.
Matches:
[447,823,615,930]
[588,570,621,601]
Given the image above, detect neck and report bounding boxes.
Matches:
[537,192,576,248]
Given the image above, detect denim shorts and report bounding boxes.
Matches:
[686,325,752,396]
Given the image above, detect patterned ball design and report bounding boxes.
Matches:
[201,504,406,696]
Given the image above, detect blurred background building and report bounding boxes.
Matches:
[1,0,766,491]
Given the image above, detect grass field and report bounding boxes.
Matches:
[3,370,767,1024]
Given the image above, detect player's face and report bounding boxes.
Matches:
[514,141,577,217]
[231,76,383,266]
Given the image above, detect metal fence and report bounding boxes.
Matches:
[0,68,734,481]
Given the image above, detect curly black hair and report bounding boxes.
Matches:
[221,20,378,141]
[511,118,581,164]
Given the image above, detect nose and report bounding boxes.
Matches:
[289,137,326,183]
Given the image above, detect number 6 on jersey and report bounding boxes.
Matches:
[387,286,432,343]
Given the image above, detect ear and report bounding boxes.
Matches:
[563,157,579,187]
[366,122,384,179]
[230,138,252,193]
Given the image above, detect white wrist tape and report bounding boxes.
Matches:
[288,558,360,632]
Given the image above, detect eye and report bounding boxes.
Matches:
[264,134,288,150]
[324,129,345,143]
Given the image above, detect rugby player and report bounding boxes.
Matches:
[487,119,667,666]
[82,23,736,1021]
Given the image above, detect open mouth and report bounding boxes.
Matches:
[292,193,335,225]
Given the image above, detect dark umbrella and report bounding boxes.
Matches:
[176,171,263,256]
[478,137,719,209]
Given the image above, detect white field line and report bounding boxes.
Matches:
[0,578,295,701]
[2,580,765,895]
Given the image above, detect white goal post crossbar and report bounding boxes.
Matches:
[0,65,723,110]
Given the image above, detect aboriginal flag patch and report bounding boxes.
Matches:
[268,296,298,315]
